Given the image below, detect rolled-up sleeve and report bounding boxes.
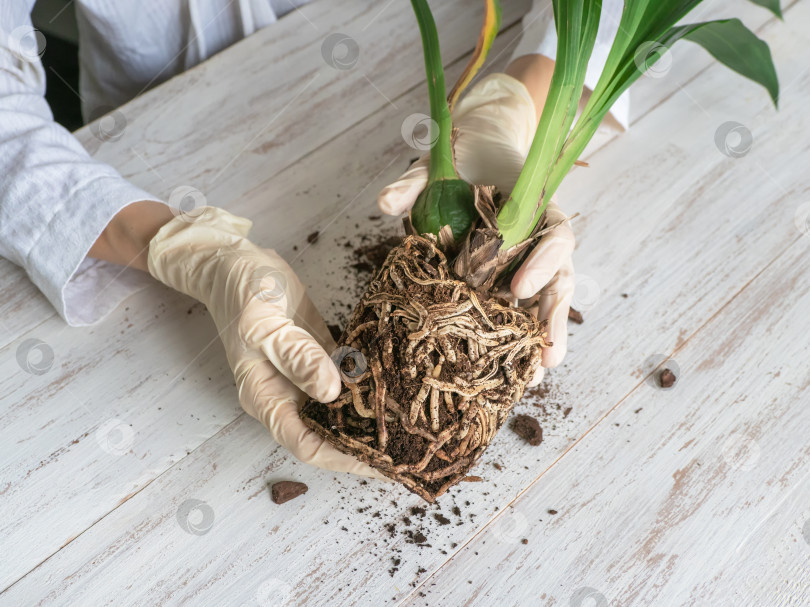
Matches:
[0,4,162,326]
[510,0,629,129]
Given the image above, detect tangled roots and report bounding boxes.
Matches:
[301,235,549,501]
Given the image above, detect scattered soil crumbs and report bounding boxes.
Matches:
[492,462,503,471]
[307,231,319,244]
[521,538,528,545]
[433,513,451,525]
[568,307,584,324]
[659,368,677,388]
[511,414,544,446]
[271,481,308,504]
[547,509,558,515]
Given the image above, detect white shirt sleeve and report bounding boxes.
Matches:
[510,0,630,130]
[0,3,163,326]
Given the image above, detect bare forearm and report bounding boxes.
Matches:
[505,54,556,127]
[88,201,175,271]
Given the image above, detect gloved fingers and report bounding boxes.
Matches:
[257,322,342,404]
[510,201,575,300]
[279,280,337,353]
[377,156,429,216]
[276,399,390,480]
[526,364,545,388]
[240,362,388,480]
[532,258,575,368]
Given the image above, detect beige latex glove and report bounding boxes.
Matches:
[378,74,575,386]
[147,207,386,479]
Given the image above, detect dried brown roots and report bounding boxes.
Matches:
[301,235,549,502]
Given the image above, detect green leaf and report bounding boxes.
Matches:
[497,0,602,249]
[665,18,779,107]
[747,0,782,19]
[448,0,502,111]
[498,0,781,250]
[411,179,477,240]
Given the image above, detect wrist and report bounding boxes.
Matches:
[89,200,174,271]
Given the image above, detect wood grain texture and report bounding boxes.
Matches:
[1,0,806,605]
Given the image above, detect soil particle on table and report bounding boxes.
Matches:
[511,414,544,446]
[521,538,528,544]
[492,462,503,471]
[568,307,584,324]
[433,513,451,525]
[461,475,483,482]
[659,368,677,388]
[547,509,558,515]
[452,506,461,517]
[307,230,320,244]
[270,481,308,504]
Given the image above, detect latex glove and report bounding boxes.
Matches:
[147,206,386,479]
[378,74,574,386]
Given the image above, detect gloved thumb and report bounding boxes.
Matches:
[377,156,429,216]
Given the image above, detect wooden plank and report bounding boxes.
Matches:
[403,233,810,607]
[3,1,804,604]
[0,0,530,346]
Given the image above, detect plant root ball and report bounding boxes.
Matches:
[301,235,549,502]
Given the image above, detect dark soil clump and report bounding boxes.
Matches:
[271,481,308,504]
[511,414,543,446]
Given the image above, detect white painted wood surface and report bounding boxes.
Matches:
[1,1,807,605]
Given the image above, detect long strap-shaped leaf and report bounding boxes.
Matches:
[497,0,781,249]
[447,0,502,111]
[497,0,602,245]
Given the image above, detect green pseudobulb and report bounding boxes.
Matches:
[411,179,477,242]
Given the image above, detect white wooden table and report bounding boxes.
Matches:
[2,1,809,605]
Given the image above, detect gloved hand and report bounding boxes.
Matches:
[147,206,386,479]
[378,73,575,386]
